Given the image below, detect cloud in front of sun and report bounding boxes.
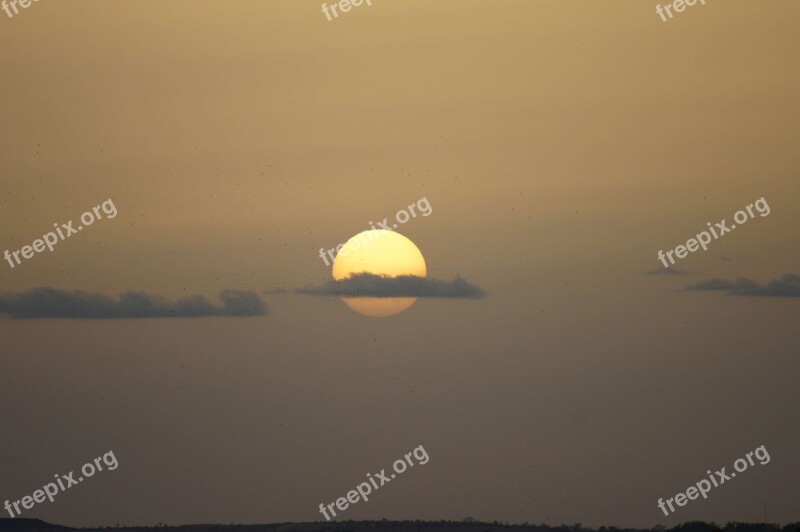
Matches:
[297,230,484,317]
[331,230,426,317]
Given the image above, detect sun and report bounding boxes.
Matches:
[332,230,426,317]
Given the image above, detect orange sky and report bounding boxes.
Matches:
[0,1,798,528]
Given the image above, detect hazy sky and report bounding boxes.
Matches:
[0,1,798,528]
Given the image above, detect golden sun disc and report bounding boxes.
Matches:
[332,230,426,317]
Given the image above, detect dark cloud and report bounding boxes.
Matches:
[0,288,266,319]
[646,267,691,276]
[685,273,800,297]
[296,273,485,299]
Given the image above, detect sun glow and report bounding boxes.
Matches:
[332,230,426,317]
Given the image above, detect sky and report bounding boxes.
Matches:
[0,0,798,528]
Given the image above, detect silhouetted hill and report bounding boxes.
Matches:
[0,520,797,532]
[0,518,72,531]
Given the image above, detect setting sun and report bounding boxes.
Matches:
[332,230,426,317]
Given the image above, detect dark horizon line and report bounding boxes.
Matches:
[1,518,798,532]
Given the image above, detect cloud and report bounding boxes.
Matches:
[684,273,800,297]
[296,273,485,299]
[646,267,691,276]
[0,288,266,319]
